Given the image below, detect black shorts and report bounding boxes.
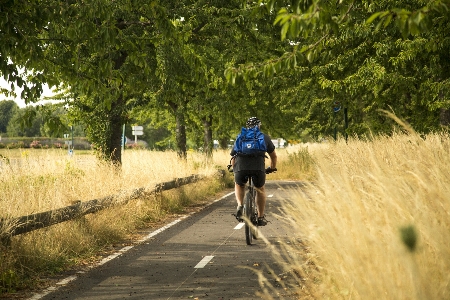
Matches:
[234,170,266,188]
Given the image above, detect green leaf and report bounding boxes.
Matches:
[383,14,393,27]
[306,51,313,62]
[366,11,384,25]
[274,8,288,25]
[400,225,418,253]
[281,23,289,41]
[299,45,309,53]
[413,11,424,25]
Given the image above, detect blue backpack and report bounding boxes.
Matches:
[233,126,267,156]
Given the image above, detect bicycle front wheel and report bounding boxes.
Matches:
[244,191,254,245]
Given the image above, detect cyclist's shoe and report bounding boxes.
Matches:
[257,216,269,226]
[235,205,244,221]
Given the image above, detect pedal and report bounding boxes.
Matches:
[232,213,244,222]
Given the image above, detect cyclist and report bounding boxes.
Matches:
[230,117,277,226]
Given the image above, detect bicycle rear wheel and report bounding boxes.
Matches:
[244,191,253,245]
[251,189,259,240]
[251,206,259,240]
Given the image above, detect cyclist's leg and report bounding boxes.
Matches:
[255,185,266,217]
[234,171,248,218]
[234,171,248,206]
[253,171,267,218]
[235,183,245,206]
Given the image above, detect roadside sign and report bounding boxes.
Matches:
[333,101,341,112]
[132,125,144,144]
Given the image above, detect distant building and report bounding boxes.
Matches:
[271,138,286,148]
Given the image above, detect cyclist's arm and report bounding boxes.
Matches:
[268,150,277,170]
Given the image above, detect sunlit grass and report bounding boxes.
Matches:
[0,146,308,295]
[6,136,447,299]
[0,148,231,294]
[269,132,450,299]
[0,149,223,216]
[269,145,318,181]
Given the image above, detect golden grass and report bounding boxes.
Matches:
[269,144,318,181]
[7,136,448,300]
[0,147,300,295]
[274,132,450,299]
[0,148,232,294]
[0,148,225,216]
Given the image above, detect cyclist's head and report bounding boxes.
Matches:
[246,117,261,128]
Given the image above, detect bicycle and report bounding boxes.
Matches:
[228,163,276,245]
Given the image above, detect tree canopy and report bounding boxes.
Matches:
[227,0,450,137]
[1,0,449,163]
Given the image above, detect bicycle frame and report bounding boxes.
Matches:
[243,175,258,245]
[227,156,276,245]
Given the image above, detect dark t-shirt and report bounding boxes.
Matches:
[230,133,275,172]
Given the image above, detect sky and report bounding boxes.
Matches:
[0,77,57,107]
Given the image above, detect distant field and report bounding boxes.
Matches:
[0,148,93,158]
[0,149,224,215]
[0,136,92,150]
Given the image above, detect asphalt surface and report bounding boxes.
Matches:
[33,181,304,300]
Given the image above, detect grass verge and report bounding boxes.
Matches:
[1,148,298,297]
[0,175,231,297]
[263,132,450,299]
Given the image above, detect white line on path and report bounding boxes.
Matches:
[194,256,214,268]
[98,245,134,266]
[55,275,77,286]
[28,276,77,300]
[138,218,185,243]
[27,191,235,300]
[234,223,245,229]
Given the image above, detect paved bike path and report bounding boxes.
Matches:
[34,181,303,300]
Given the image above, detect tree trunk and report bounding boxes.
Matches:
[168,100,187,160]
[202,115,213,157]
[108,94,124,166]
[106,50,128,166]
[440,108,450,126]
[176,112,187,160]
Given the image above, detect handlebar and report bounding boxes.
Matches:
[227,165,277,174]
[265,167,277,174]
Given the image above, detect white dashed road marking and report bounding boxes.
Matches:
[234,223,245,229]
[194,256,214,268]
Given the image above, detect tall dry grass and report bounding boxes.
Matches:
[7,137,448,300]
[0,148,234,294]
[0,145,305,295]
[276,132,450,299]
[0,146,303,295]
[0,149,225,217]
